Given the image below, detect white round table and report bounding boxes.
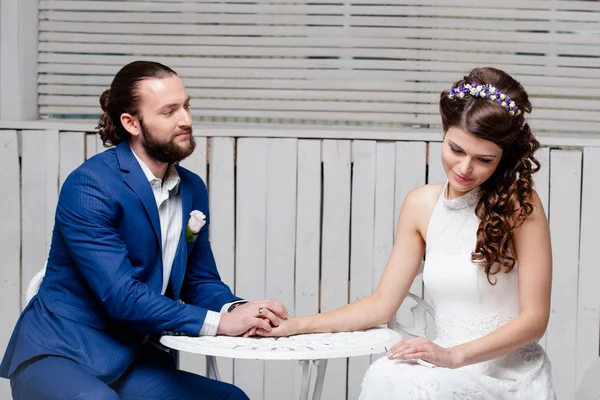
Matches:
[160,326,402,400]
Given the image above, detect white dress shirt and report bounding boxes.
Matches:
[131,148,234,336]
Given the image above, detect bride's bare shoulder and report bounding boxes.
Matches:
[404,183,444,209]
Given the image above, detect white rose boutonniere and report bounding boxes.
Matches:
[186,210,206,242]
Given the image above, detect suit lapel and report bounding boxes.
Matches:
[117,142,162,246]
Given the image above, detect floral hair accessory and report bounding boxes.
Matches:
[447,83,523,117]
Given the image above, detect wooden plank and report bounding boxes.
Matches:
[293,139,321,398]
[320,140,351,400]
[38,32,600,58]
[294,140,322,318]
[21,130,60,307]
[394,142,428,330]
[371,142,396,364]
[576,147,600,387]
[37,83,600,111]
[234,138,267,400]
[533,147,550,350]
[0,131,21,399]
[38,1,600,20]
[264,138,298,400]
[179,136,207,182]
[38,41,600,69]
[206,137,236,384]
[427,142,446,185]
[0,0,38,119]
[39,0,600,10]
[177,135,208,379]
[59,131,85,189]
[547,149,582,400]
[347,140,377,400]
[39,21,600,46]
[39,11,600,32]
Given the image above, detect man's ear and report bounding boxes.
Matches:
[120,113,140,137]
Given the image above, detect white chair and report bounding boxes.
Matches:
[25,265,222,380]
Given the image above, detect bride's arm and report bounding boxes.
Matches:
[258,187,428,336]
[390,190,552,368]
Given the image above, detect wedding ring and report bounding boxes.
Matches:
[258,308,263,315]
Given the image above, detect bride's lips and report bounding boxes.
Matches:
[453,171,473,183]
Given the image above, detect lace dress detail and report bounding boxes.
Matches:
[359,183,555,400]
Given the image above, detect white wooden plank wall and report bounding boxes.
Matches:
[0,131,21,399]
[36,0,600,132]
[320,140,352,400]
[547,150,582,400]
[1,128,600,399]
[235,138,268,400]
[393,142,427,333]
[207,137,237,384]
[20,130,60,307]
[576,147,600,388]
[348,140,377,399]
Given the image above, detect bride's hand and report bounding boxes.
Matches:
[252,315,301,337]
[387,337,463,369]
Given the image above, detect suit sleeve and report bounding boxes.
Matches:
[57,167,208,336]
[180,176,243,309]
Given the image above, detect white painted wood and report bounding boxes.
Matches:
[207,137,236,383]
[547,150,582,400]
[234,138,267,400]
[293,139,322,398]
[576,147,600,387]
[179,136,207,182]
[394,142,428,330]
[320,140,351,400]
[38,1,600,20]
[0,131,21,399]
[3,123,600,147]
[38,0,600,10]
[426,142,447,186]
[58,131,85,189]
[0,0,38,119]
[348,140,377,399]
[264,138,298,400]
[533,147,550,350]
[177,136,208,379]
[85,133,97,159]
[21,130,60,307]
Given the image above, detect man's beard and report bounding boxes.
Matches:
[140,118,196,164]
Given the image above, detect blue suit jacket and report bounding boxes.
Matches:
[0,142,240,383]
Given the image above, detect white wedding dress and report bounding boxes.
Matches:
[359,184,555,400]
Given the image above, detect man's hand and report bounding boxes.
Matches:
[217,299,288,337]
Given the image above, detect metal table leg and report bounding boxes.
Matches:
[207,355,221,381]
[311,359,328,400]
[298,360,313,400]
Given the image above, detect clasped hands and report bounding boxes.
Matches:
[217,299,290,337]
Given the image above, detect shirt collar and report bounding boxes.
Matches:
[130,145,181,194]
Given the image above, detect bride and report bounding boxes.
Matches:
[254,67,556,399]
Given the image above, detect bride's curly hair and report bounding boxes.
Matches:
[439,67,541,284]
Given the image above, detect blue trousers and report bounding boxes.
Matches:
[10,348,248,400]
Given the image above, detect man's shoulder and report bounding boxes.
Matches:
[64,147,120,186]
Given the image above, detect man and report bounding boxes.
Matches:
[1,61,286,399]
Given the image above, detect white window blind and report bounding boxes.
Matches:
[38,0,600,132]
